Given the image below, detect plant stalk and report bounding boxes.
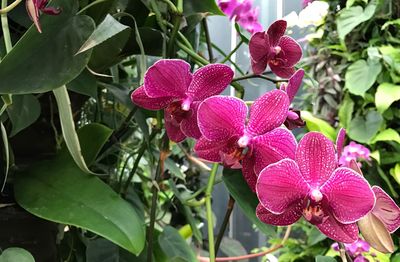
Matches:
[221,40,243,63]
[202,18,214,62]
[205,163,219,262]
[0,0,21,14]
[232,73,285,83]
[214,196,235,254]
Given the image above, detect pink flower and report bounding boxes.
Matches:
[194,90,297,191]
[339,142,371,167]
[279,69,306,129]
[249,20,302,78]
[131,59,234,142]
[256,132,375,243]
[217,0,263,34]
[332,238,370,261]
[370,186,400,233]
[302,0,314,8]
[26,0,61,33]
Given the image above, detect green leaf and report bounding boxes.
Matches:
[77,14,130,54]
[220,237,247,260]
[382,18,400,30]
[222,168,276,237]
[337,2,376,40]
[390,164,400,186]
[375,83,400,114]
[315,255,336,262]
[158,226,197,262]
[183,0,223,15]
[348,110,383,143]
[345,59,382,96]
[307,227,327,246]
[15,124,146,255]
[6,95,41,137]
[300,111,337,141]
[0,248,35,262]
[338,93,354,129]
[53,86,92,174]
[86,238,147,262]
[0,0,95,94]
[66,69,98,98]
[371,128,400,144]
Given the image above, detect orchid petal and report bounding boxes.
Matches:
[336,128,346,160]
[26,0,42,33]
[296,132,336,186]
[317,214,359,243]
[252,128,297,174]
[164,110,186,142]
[41,6,61,15]
[194,137,230,162]
[131,86,174,110]
[256,202,303,226]
[180,102,202,139]
[144,59,192,98]
[197,96,247,141]
[247,90,289,135]
[321,167,375,224]
[372,186,400,233]
[187,64,233,101]
[249,32,269,75]
[269,64,296,78]
[278,36,302,67]
[242,156,257,192]
[285,69,304,103]
[267,20,287,47]
[256,159,309,214]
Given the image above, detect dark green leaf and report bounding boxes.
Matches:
[7,95,41,137]
[315,256,336,262]
[66,69,98,98]
[15,123,145,255]
[220,237,248,260]
[0,248,35,262]
[158,226,197,262]
[0,0,95,94]
[222,168,276,237]
[348,110,383,143]
[183,0,223,15]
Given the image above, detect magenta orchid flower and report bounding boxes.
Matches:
[249,20,302,78]
[370,186,400,233]
[332,238,370,261]
[131,59,234,142]
[280,69,306,129]
[256,132,375,243]
[26,0,61,33]
[194,90,297,191]
[339,142,371,168]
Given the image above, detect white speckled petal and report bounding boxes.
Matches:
[317,214,359,243]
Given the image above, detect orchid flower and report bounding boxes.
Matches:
[131,59,234,142]
[249,20,302,78]
[279,69,306,129]
[338,141,371,168]
[194,90,297,191]
[256,132,375,243]
[217,0,263,34]
[26,0,61,33]
[332,239,370,262]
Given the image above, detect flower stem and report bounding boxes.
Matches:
[214,196,235,254]
[0,0,21,14]
[202,18,214,62]
[205,163,219,262]
[232,73,285,83]
[1,0,12,53]
[167,15,181,58]
[221,40,243,64]
[176,40,209,65]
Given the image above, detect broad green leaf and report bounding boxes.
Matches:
[222,168,276,237]
[86,238,147,262]
[158,226,197,262]
[301,111,337,141]
[375,83,400,113]
[15,124,146,255]
[370,150,380,164]
[337,2,376,40]
[382,18,400,30]
[345,59,382,96]
[370,128,400,145]
[77,14,129,54]
[183,0,223,15]
[6,95,41,136]
[66,69,98,98]
[220,237,248,260]
[0,0,95,94]
[348,110,383,143]
[315,256,336,262]
[390,164,400,186]
[0,248,35,262]
[338,93,354,129]
[53,86,92,174]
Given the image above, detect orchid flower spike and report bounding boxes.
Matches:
[26,0,61,33]
[280,69,306,129]
[131,59,234,143]
[256,132,375,243]
[194,89,297,191]
[249,20,302,78]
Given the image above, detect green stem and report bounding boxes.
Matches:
[214,196,235,254]
[202,18,214,62]
[167,15,181,58]
[232,73,285,83]
[205,163,219,262]
[221,40,243,64]
[0,0,21,14]
[77,0,112,14]
[210,42,245,75]
[150,0,167,32]
[161,0,178,13]
[1,0,12,53]
[176,40,209,65]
